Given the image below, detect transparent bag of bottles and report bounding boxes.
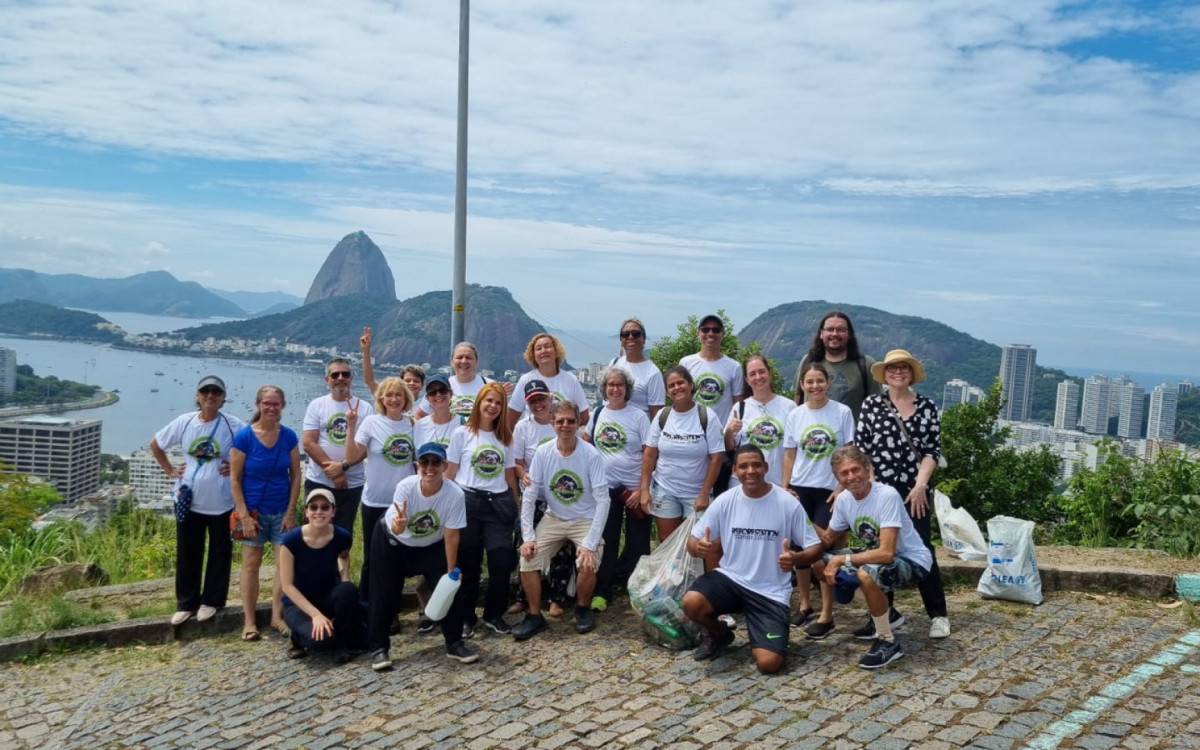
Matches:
[627,512,705,650]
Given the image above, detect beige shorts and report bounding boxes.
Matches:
[519,513,604,573]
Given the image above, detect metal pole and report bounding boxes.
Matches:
[450,0,469,357]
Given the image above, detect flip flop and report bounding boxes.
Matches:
[242,630,261,642]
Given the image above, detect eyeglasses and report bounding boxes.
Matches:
[619,330,644,340]
[426,387,450,397]
[260,401,284,408]
[199,387,224,395]
[822,327,849,334]
[554,418,579,425]
[699,326,723,334]
[307,503,334,512]
[329,371,352,379]
[885,364,912,372]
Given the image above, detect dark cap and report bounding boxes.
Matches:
[833,568,861,604]
[416,442,448,461]
[425,373,451,389]
[698,314,723,331]
[524,379,551,401]
[197,375,226,391]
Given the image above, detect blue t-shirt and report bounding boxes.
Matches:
[281,526,351,607]
[232,425,299,515]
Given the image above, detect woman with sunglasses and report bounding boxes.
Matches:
[446,382,520,636]
[414,374,459,448]
[506,333,589,428]
[229,385,302,641]
[344,376,417,603]
[279,488,365,662]
[150,375,244,627]
[611,318,665,419]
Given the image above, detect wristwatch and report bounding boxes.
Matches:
[844,553,853,568]
[341,460,350,472]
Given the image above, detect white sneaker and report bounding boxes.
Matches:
[929,617,951,639]
[196,605,218,622]
[170,610,193,626]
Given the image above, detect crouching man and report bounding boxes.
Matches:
[808,445,933,669]
[682,445,822,673]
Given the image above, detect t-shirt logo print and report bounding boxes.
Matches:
[188,436,220,464]
[550,469,584,505]
[408,510,441,538]
[595,422,627,454]
[747,416,783,452]
[694,373,725,407]
[853,515,881,547]
[800,423,837,461]
[326,413,349,446]
[470,445,504,480]
[382,434,414,467]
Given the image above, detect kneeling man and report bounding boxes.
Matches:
[513,400,610,639]
[682,445,822,673]
[809,445,932,669]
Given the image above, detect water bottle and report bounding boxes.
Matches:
[424,567,461,622]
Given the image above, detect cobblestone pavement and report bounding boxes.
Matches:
[2,590,1199,750]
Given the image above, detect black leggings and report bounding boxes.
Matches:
[885,483,947,618]
[283,580,366,652]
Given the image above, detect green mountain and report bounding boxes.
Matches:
[0,300,124,343]
[739,300,1071,421]
[0,268,246,317]
[178,284,545,374]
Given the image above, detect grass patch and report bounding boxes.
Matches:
[0,594,115,638]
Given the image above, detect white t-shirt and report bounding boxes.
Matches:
[302,394,376,487]
[695,484,821,605]
[446,426,515,493]
[507,369,588,417]
[782,400,856,490]
[513,417,556,465]
[354,414,417,508]
[520,440,610,551]
[586,403,650,489]
[383,475,467,548]
[447,374,489,420]
[612,357,665,416]
[829,482,932,572]
[725,395,796,487]
[155,411,245,515]
[414,415,459,450]
[680,353,744,425]
[646,404,725,498]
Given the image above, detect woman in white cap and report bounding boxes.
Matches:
[150,374,244,627]
[855,349,949,640]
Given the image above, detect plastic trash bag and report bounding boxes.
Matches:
[934,490,989,561]
[628,512,705,649]
[977,515,1043,605]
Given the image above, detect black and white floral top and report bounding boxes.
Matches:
[855,393,941,494]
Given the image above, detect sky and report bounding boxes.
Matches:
[1,0,1199,376]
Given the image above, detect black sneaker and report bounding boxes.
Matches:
[852,608,905,640]
[804,620,836,641]
[446,641,479,664]
[859,638,904,669]
[789,608,814,627]
[416,616,435,634]
[483,615,512,635]
[693,624,734,661]
[511,613,548,641]
[371,649,393,672]
[462,621,476,640]
[575,606,595,634]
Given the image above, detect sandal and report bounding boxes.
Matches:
[242,630,261,642]
[287,645,307,659]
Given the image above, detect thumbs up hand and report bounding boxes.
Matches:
[695,526,714,557]
[778,537,794,572]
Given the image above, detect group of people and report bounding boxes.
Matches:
[149,310,948,673]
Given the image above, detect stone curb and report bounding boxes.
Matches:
[937,556,1178,598]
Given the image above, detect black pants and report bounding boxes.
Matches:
[359,504,387,602]
[459,488,517,623]
[367,523,464,651]
[305,480,363,540]
[175,509,232,612]
[885,483,947,618]
[283,580,366,652]
[595,486,652,601]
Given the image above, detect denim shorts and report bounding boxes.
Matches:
[649,480,698,519]
[242,510,288,547]
[822,548,928,593]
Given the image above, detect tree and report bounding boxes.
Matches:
[0,464,62,537]
[100,454,130,484]
[646,311,789,398]
[936,381,1061,523]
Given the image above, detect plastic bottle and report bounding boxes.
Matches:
[424,567,461,621]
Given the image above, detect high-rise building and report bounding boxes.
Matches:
[942,379,970,409]
[1054,380,1081,430]
[1079,375,1111,435]
[129,446,182,511]
[999,345,1037,422]
[1110,375,1133,418]
[1179,380,1194,397]
[1116,381,1145,439]
[0,346,16,400]
[0,416,102,502]
[1147,383,1178,440]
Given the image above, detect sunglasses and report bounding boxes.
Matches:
[619,330,644,340]
[426,387,450,397]
[699,326,723,334]
[554,417,579,425]
[328,371,352,379]
[307,503,334,512]
[199,387,224,395]
[417,457,445,467]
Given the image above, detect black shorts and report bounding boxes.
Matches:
[688,571,790,655]
[791,485,834,529]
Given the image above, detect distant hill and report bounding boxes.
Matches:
[178,284,545,374]
[739,300,1071,420]
[0,300,124,343]
[0,268,245,317]
[208,288,303,315]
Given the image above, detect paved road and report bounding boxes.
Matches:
[1,590,1198,749]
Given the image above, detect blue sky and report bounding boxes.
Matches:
[1,0,1198,376]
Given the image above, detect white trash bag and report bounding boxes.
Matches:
[934,490,989,561]
[977,515,1043,605]
[627,512,705,649]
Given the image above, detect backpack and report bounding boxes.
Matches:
[657,402,709,432]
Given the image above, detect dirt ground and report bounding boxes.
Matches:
[938,544,1199,577]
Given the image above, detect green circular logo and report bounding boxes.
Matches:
[551,469,585,505]
[382,433,414,467]
[187,436,220,463]
[408,509,441,538]
[594,421,628,454]
[470,444,505,480]
[694,373,725,407]
[800,423,837,461]
[326,413,349,446]
[746,416,783,452]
